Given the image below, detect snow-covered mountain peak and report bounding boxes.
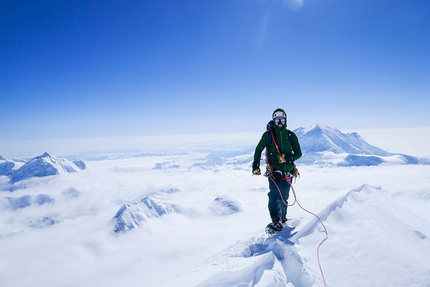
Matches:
[289,124,428,166]
[294,124,392,157]
[38,152,52,158]
[300,123,335,135]
[113,196,176,232]
[9,153,86,183]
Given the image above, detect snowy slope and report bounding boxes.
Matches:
[157,184,430,287]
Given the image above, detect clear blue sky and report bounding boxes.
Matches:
[1,0,429,141]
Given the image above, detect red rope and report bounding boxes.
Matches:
[269,127,282,154]
[269,176,329,287]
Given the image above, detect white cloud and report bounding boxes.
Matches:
[1,128,429,286]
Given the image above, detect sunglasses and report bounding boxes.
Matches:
[274,117,286,125]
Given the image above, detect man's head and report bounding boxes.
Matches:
[272,108,287,129]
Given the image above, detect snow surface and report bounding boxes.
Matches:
[0,127,430,287]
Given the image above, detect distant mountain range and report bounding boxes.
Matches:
[0,125,427,185]
[1,125,428,237]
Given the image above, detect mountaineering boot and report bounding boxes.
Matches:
[265,220,283,234]
[282,218,287,224]
[272,221,283,230]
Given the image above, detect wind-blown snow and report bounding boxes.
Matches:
[0,126,429,287]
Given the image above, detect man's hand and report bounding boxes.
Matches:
[252,162,261,175]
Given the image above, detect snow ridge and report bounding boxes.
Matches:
[157,184,430,287]
[159,222,320,287]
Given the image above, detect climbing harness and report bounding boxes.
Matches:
[264,122,295,175]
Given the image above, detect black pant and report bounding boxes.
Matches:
[268,172,291,222]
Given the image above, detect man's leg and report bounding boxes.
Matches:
[268,173,283,222]
[278,179,291,222]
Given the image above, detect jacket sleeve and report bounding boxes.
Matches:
[253,131,268,163]
[291,132,302,161]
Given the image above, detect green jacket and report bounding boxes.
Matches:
[254,125,302,173]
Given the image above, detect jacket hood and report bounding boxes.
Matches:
[272,108,286,118]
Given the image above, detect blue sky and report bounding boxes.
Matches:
[1,0,429,141]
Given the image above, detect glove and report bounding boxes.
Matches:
[252,162,261,175]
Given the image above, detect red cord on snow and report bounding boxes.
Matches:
[269,176,329,287]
